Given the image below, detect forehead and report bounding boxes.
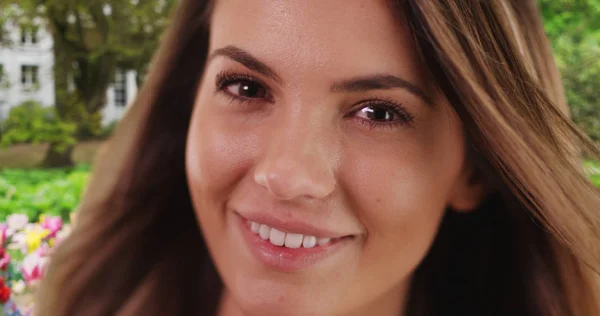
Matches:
[209,0,424,86]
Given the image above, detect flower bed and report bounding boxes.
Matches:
[0,213,74,315]
[0,167,83,315]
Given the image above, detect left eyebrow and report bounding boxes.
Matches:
[330,74,433,106]
[208,45,283,84]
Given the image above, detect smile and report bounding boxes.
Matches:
[248,220,336,249]
[235,213,354,272]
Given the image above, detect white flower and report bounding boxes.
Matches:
[8,232,28,254]
[7,214,29,230]
[12,280,26,294]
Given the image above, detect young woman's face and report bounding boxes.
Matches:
[186,0,483,315]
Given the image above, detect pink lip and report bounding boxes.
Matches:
[234,213,352,272]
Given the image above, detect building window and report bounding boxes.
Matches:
[21,65,39,87]
[20,26,38,45]
[114,69,127,107]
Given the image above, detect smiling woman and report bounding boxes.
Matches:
[37,1,600,316]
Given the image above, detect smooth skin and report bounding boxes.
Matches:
[186,0,486,315]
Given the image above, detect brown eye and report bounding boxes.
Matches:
[355,105,398,123]
[225,80,267,99]
[349,99,415,129]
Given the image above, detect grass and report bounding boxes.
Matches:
[0,141,105,169]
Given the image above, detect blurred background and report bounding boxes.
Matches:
[0,0,598,314]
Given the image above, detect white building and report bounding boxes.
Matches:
[0,22,137,126]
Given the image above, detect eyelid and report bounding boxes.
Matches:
[350,98,415,121]
[349,98,415,127]
[215,70,274,102]
[216,70,269,89]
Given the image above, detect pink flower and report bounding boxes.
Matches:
[41,216,63,238]
[0,224,7,245]
[21,252,48,284]
[35,243,51,257]
[0,252,10,270]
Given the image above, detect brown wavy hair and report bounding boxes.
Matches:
[37,1,600,315]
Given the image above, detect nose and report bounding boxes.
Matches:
[254,116,337,201]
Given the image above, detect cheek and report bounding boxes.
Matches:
[185,95,262,237]
[342,110,465,282]
[186,96,257,199]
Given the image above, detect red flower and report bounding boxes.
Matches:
[0,286,10,303]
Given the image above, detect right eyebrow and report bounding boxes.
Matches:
[331,74,433,106]
[208,45,283,84]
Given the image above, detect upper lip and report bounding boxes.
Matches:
[235,211,353,239]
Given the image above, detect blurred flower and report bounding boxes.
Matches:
[2,300,22,316]
[6,214,28,231]
[23,224,36,231]
[54,225,72,247]
[24,228,50,254]
[35,244,50,258]
[0,251,10,271]
[8,232,27,255]
[40,216,62,238]
[0,224,7,245]
[21,252,47,285]
[0,277,8,304]
[0,214,76,312]
[0,284,11,303]
[11,280,25,295]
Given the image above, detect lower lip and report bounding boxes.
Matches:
[235,214,351,272]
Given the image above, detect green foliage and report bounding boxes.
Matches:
[540,0,600,142]
[585,160,600,187]
[0,0,175,112]
[0,101,77,152]
[0,165,90,222]
[0,0,174,162]
[55,90,103,139]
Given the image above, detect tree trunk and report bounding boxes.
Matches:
[42,143,74,168]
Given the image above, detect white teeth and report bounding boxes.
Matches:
[317,238,331,246]
[302,236,317,248]
[259,224,271,240]
[284,233,303,249]
[250,221,261,233]
[248,221,335,248]
[269,228,286,246]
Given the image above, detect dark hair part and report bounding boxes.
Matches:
[38,1,600,315]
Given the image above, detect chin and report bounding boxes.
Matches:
[225,272,337,316]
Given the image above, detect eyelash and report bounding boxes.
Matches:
[349,97,415,129]
[215,70,272,103]
[215,71,415,129]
